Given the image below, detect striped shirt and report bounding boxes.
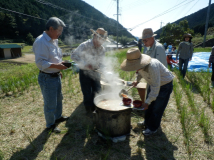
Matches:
[136,58,174,105]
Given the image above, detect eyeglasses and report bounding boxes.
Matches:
[142,38,150,43]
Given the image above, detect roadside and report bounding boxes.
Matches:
[0,54,35,64]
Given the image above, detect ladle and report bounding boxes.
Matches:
[95,69,113,76]
[119,85,134,98]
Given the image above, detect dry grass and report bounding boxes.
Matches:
[173,73,214,159]
[1,59,214,160]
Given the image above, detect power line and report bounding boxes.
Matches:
[0,7,47,21]
[123,0,150,10]
[106,2,115,16]
[35,0,120,28]
[123,0,155,12]
[128,0,197,31]
[105,0,113,13]
[182,0,200,17]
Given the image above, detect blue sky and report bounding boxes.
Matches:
[83,0,212,37]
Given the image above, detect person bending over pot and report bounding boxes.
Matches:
[120,48,174,136]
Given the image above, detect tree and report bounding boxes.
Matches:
[111,35,134,46]
[160,20,194,45]
[26,33,34,45]
[1,13,17,38]
[119,36,131,46]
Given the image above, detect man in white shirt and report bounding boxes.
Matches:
[71,28,109,115]
[120,48,174,136]
[142,28,167,67]
[33,17,69,133]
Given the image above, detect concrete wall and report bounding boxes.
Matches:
[4,49,11,58]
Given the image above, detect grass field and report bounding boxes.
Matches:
[21,44,72,54]
[0,48,214,160]
[194,47,212,53]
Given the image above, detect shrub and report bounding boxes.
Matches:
[26,33,35,45]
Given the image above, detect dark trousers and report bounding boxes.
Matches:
[212,63,214,81]
[138,46,142,52]
[79,69,101,111]
[145,81,173,131]
[168,64,172,70]
[179,58,189,78]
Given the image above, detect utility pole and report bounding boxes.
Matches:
[114,0,120,49]
[116,0,119,49]
[160,21,164,29]
[203,0,211,48]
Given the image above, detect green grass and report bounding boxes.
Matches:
[0,63,38,94]
[0,150,4,160]
[22,45,33,53]
[1,43,25,45]
[194,47,212,52]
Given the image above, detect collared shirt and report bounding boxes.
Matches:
[145,40,168,67]
[71,39,105,70]
[33,32,62,73]
[176,41,193,59]
[136,59,174,105]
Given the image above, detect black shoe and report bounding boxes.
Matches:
[48,124,61,133]
[55,116,69,123]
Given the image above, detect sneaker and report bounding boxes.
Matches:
[142,128,157,136]
[55,116,69,123]
[137,121,145,128]
[47,124,61,133]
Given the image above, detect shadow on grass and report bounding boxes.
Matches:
[50,102,132,160]
[137,127,177,160]
[9,129,51,160]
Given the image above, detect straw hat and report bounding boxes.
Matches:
[183,33,192,38]
[142,28,157,39]
[90,28,110,42]
[120,48,151,71]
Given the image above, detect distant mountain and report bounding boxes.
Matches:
[135,37,139,41]
[155,3,214,38]
[0,0,134,42]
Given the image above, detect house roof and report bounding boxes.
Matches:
[0,44,22,49]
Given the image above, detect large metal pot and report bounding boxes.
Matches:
[94,93,132,137]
